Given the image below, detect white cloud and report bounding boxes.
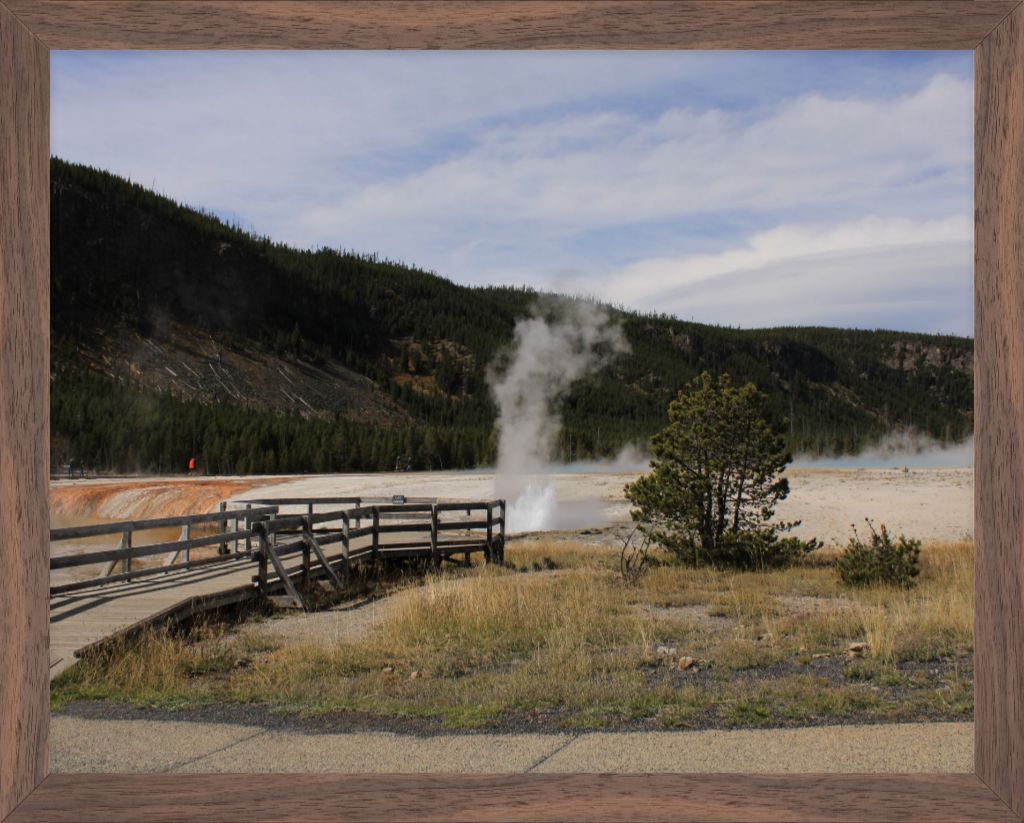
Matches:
[588,215,973,334]
[294,73,970,242]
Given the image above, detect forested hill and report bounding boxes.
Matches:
[50,158,973,475]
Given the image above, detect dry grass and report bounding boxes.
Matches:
[52,538,974,729]
[51,624,238,709]
[216,567,668,726]
[851,540,973,665]
[503,538,619,571]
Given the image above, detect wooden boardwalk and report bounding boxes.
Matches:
[50,558,263,678]
[49,498,505,680]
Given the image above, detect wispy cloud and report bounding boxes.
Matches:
[309,74,969,229]
[590,215,972,332]
[52,51,973,334]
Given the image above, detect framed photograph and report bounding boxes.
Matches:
[2,3,1023,821]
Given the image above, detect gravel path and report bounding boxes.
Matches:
[237,587,417,648]
[51,716,972,774]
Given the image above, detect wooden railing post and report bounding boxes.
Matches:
[123,528,133,577]
[183,523,191,568]
[500,500,506,563]
[430,504,440,571]
[301,516,312,589]
[372,506,380,564]
[254,523,269,595]
[218,501,229,555]
[341,512,351,585]
[485,503,494,565]
[355,498,361,531]
[244,503,253,555]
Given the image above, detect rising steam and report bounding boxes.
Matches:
[489,299,628,532]
[792,431,974,469]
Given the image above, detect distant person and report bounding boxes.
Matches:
[188,456,197,475]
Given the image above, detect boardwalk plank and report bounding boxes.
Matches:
[48,534,375,678]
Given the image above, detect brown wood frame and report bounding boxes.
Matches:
[1,2,1022,820]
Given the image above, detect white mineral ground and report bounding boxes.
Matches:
[50,466,973,545]
[48,467,971,588]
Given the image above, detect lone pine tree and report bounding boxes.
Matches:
[625,372,817,569]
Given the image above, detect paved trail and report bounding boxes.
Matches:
[51,717,972,774]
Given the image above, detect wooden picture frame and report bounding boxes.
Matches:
[1,2,1022,820]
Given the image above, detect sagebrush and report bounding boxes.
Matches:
[837,521,921,588]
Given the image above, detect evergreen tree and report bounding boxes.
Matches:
[626,373,815,569]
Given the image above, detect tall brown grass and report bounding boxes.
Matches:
[51,538,974,727]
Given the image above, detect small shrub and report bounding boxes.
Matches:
[837,521,921,588]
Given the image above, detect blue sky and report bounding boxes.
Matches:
[52,51,973,335]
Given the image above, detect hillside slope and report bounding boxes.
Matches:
[51,159,973,474]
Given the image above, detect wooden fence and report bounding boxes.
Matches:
[244,500,506,609]
[49,503,278,596]
[49,497,507,610]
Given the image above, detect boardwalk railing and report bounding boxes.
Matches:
[246,500,506,608]
[50,497,506,610]
[49,504,278,596]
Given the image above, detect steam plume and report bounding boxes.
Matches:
[792,431,973,469]
[489,299,628,532]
